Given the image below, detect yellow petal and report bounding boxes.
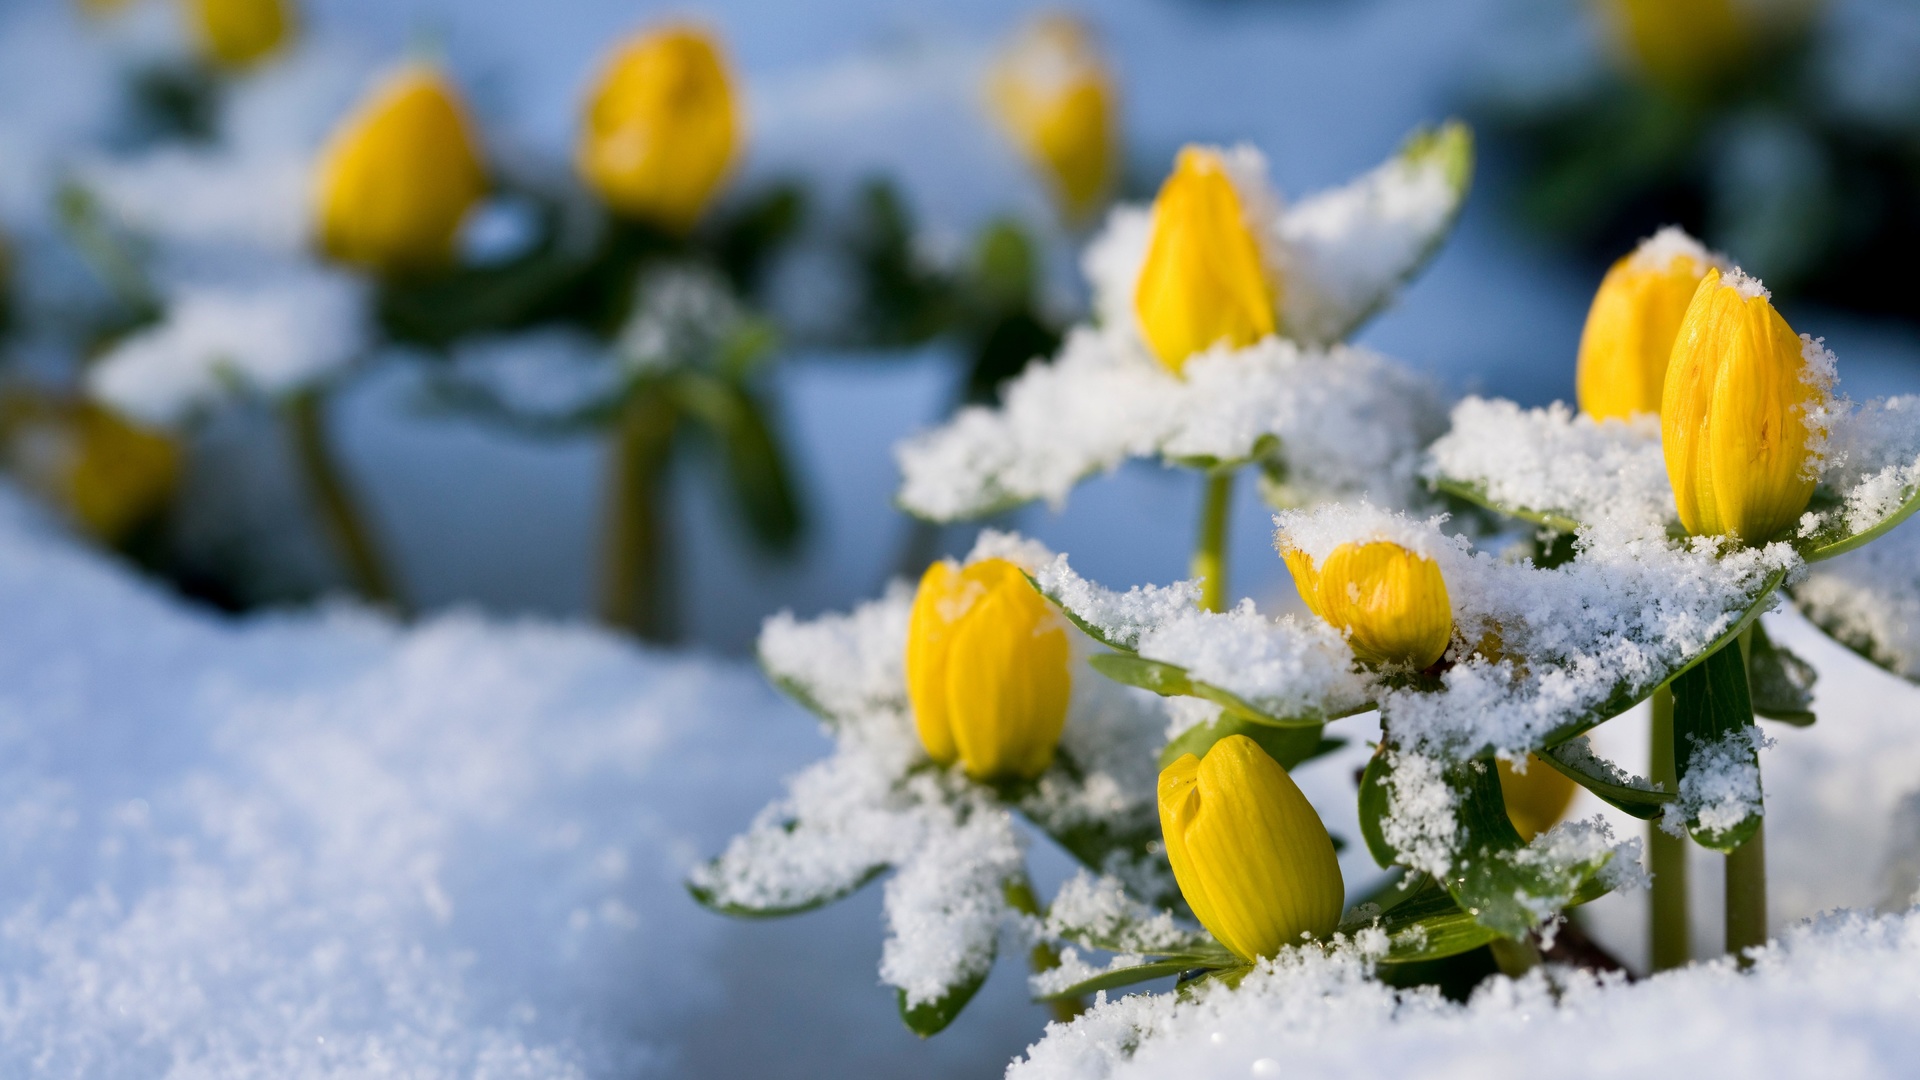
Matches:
[577,25,739,232]
[1280,546,1327,623]
[986,14,1118,222]
[313,64,487,275]
[1596,0,1750,95]
[1498,755,1578,842]
[1133,147,1277,374]
[943,564,1072,780]
[905,560,964,765]
[1157,735,1343,960]
[1576,233,1713,421]
[1312,541,1452,669]
[1661,268,1823,543]
[184,0,295,69]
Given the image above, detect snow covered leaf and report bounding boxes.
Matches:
[1031,873,1241,1002]
[1795,397,1920,562]
[1747,619,1817,725]
[899,966,989,1037]
[1034,957,1212,1002]
[1537,736,1674,820]
[1791,520,1920,684]
[1669,642,1765,852]
[1157,713,1342,772]
[1088,653,1344,730]
[1338,873,1499,965]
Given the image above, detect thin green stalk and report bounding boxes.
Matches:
[287,387,401,611]
[1489,936,1542,977]
[1648,684,1689,971]
[598,386,679,641]
[1192,470,1235,613]
[1725,823,1767,965]
[1004,876,1083,1023]
[1725,624,1767,964]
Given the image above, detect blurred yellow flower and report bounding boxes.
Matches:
[1133,147,1277,374]
[183,0,295,69]
[1595,0,1750,94]
[1159,735,1343,961]
[905,557,1071,782]
[75,0,136,19]
[1283,540,1452,670]
[3,397,180,544]
[986,13,1118,222]
[313,64,487,275]
[577,25,739,233]
[1576,230,1716,421]
[1662,268,1825,544]
[1498,755,1578,842]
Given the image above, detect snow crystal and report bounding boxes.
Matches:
[879,791,1026,1008]
[1378,751,1455,877]
[87,263,369,427]
[897,329,1445,521]
[1042,873,1202,956]
[1666,727,1773,839]
[1805,395,1920,540]
[756,582,915,724]
[1721,266,1771,301]
[1424,397,1672,532]
[1012,907,1920,1080]
[1626,225,1727,274]
[1793,517,1920,680]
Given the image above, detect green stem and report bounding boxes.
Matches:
[1004,876,1084,1024]
[1488,936,1542,977]
[1725,822,1768,965]
[597,386,679,641]
[1724,624,1767,964]
[286,387,401,611]
[1648,683,1690,971]
[1191,470,1235,613]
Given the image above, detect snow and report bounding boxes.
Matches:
[1793,517,1920,681]
[1424,397,1671,530]
[1008,907,1920,1080]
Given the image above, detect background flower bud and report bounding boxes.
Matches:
[1498,754,1578,842]
[1286,540,1452,670]
[904,558,1071,782]
[1576,229,1716,421]
[577,25,739,233]
[184,0,295,70]
[1594,0,1750,96]
[1158,735,1342,961]
[313,65,487,275]
[1662,268,1825,543]
[1132,147,1277,374]
[986,13,1117,223]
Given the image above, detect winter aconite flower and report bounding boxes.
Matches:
[1283,541,1452,670]
[313,65,487,275]
[1499,755,1578,842]
[1595,0,1750,95]
[577,25,739,233]
[184,0,295,69]
[905,557,1071,782]
[1158,735,1343,961]
[986,13,1117,222]
[3,400,179,544]
[1576,228,1719,421]
[1662,268,1827,544]
[1133,147,1278,374]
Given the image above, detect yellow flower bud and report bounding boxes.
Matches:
[1284,541,1452,670]
[313,64,487,275]
[1158,735,1343,961]
[1595,0,1750,94]
[1498,755,1578,842]
[1575,230,1716,421]
[1661,268,1825,544]
[183,0,295,69]
[905,558,1071,782]
[986,14,1118,223]
[4,399,179,543]
[1133,147,1278,374]
[576,25,739,233]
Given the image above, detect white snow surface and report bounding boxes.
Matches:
[896,329,1445,521]
[1008,906,1920,1080]
[87,262,371,426]
[0,484,842,1076]
[1425,397,1672,530]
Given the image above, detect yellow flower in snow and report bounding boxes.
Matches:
[577,25,739,233]
[987,13,1118,222]
[1159,735,1343,961]
[1661,268,1825,544]
[313,64,488,275]
[1499,755,1578,842]
[1576,228,1718,421]
[905,557,1071,781]
[3,398,180,544]
[1284,540,1452,670]
[183,0,295,69]
[1133,147,1278,374]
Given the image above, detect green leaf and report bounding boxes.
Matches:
[1158,713,1342,771]
[1342,873,1502,964]
[1086,653,1356,730]
[1671,640,1763,851]
[1356,750,1396,869]
[1799,484,1920,563]
[685,862,886,919]
[1427,476,1582,537]
[1033,959,1194,1001]
[898,962,990,1037]
[672,374,805,552]
[1447,760,1612,939]
[1747,620,1816,725]
[1538,738,1675,820]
